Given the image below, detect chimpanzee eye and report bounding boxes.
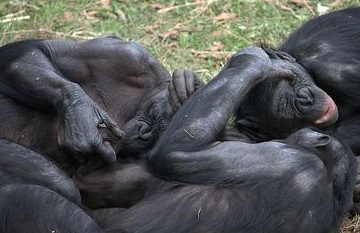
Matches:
[290,78,296,87]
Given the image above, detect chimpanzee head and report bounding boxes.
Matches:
[100,86,173,160]
[236,50,338,141]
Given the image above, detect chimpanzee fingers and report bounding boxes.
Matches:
[193,76,204,91]
[100,111,124,138]
[169,72,182,110]
[93,139,117,164]
[184,70,196,96]
[266,66,296,82]
[173,69,188,104]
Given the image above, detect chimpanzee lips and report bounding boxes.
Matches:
[314,94,339,127]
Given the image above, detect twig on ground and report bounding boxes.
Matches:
[0,28,97,40]
[157,2,199,13]
[0,16,30,23]
[0,10,26,19]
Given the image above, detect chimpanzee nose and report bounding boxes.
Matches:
[298,88,313,106]
[295,88,314,113]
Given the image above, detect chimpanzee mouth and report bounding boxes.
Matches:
[314,94,339,127]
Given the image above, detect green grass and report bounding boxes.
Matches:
[1,0,359,80]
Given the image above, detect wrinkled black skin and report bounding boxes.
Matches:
[0,38,174,172]
[233,7,360,210]
[279,7,360,154]
[0,37,204,218]
[237,7,360,150]
[93,48,356,233]
[0,184,104,233]
[235,50,333,142]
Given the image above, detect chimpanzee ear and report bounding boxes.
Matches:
[301,134,332,148]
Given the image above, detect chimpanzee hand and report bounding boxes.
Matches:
[228,47,296,82]
[168,69,204,111]
[58,88,123,164]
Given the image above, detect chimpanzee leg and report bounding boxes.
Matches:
[74,162,151,208]
[0,184,103,233]
[0,139,80,203]
[91,208,127,228]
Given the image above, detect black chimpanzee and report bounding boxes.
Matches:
[89,47,356,233]
[235,7,360,146]
[0,38,201,209]
[230,7,360,206]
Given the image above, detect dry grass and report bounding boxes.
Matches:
[342,215,360,233]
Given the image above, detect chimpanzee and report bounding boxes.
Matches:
[234,7,360,146]
[89,48,356,233]
[227,7,360,208]
[280,7,360,155]
[0,37,201,208]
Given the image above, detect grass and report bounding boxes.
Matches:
[1,0,359,80]
[1,0,360,232]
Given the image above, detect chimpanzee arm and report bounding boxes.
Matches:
[0,41,122,163]
[149,47,295,181]
[0,139,80,203]
[152,140,323,184]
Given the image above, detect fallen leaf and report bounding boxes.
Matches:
[212,30,223,37]
[329,0,342,7]
[317,3,329,15]
[151,3,167,10]
[159,29,180,39]
[289,0,306,6]
[164,42,178,49]
[222,3,231,11]
[213,13,237,22]
[83,11,99,21]
[115,9,126,21]
[210,41,224,52]
[101,0,111,9]
[212,29,234,37]
[144,25,159,34]
[63,12,74,22]
[86,11,97,17]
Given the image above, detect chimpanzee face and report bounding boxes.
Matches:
[236,54,338,141]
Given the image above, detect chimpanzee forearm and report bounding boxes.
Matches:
[152,51,269,156]
[149,47,295,181]
[0,47,83,112]
[0,41,122,163]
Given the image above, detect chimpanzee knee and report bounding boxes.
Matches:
[0,184,103,233]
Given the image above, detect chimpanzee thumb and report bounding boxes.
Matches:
[97,142,117,164]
